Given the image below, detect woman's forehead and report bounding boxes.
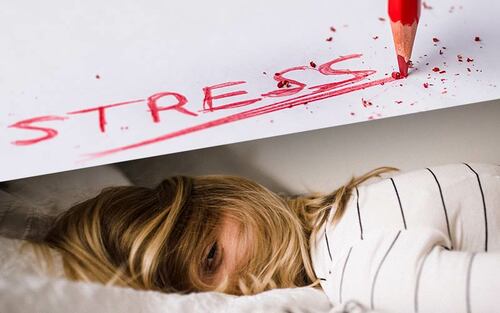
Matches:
[219,216,242,234]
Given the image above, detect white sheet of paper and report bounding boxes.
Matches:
[1,0,499,182]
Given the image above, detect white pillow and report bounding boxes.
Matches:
[4,165,132,216]
[0,165,132,240]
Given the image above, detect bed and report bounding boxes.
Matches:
[0,164,380,313]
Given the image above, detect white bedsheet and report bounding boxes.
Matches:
[0,237,385,313]
[0,237,329,313]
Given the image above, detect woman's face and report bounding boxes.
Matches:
[201,216,250,287]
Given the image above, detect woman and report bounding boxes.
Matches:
[29,162,500,312]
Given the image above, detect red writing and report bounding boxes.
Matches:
[7,54,394,160]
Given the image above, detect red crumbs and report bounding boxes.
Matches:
[423,82,429,88]
[277,80,291,88]
[326,37,333,42]
[309,61,317,68]
[432,67,440,72]
[391,71,402,79]
[395,100,403,104]
[474,36,481,42]
[439,70,446,74]
[362,98,373,107]
[330,26,336,32]
[467,57,474,62]
[432,37,440,43]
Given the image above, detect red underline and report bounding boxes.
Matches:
[82,76,394,161]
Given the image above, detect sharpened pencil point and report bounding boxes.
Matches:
[397,54,408,77]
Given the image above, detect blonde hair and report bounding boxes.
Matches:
[27,166,398,295]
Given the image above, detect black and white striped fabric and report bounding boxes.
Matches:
[310,162,500,313]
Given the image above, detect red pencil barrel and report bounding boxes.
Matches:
[388,0,421,25]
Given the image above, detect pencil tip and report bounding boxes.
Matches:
[397,55,409,77]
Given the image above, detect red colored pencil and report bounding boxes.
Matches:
[388,0,421,77]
